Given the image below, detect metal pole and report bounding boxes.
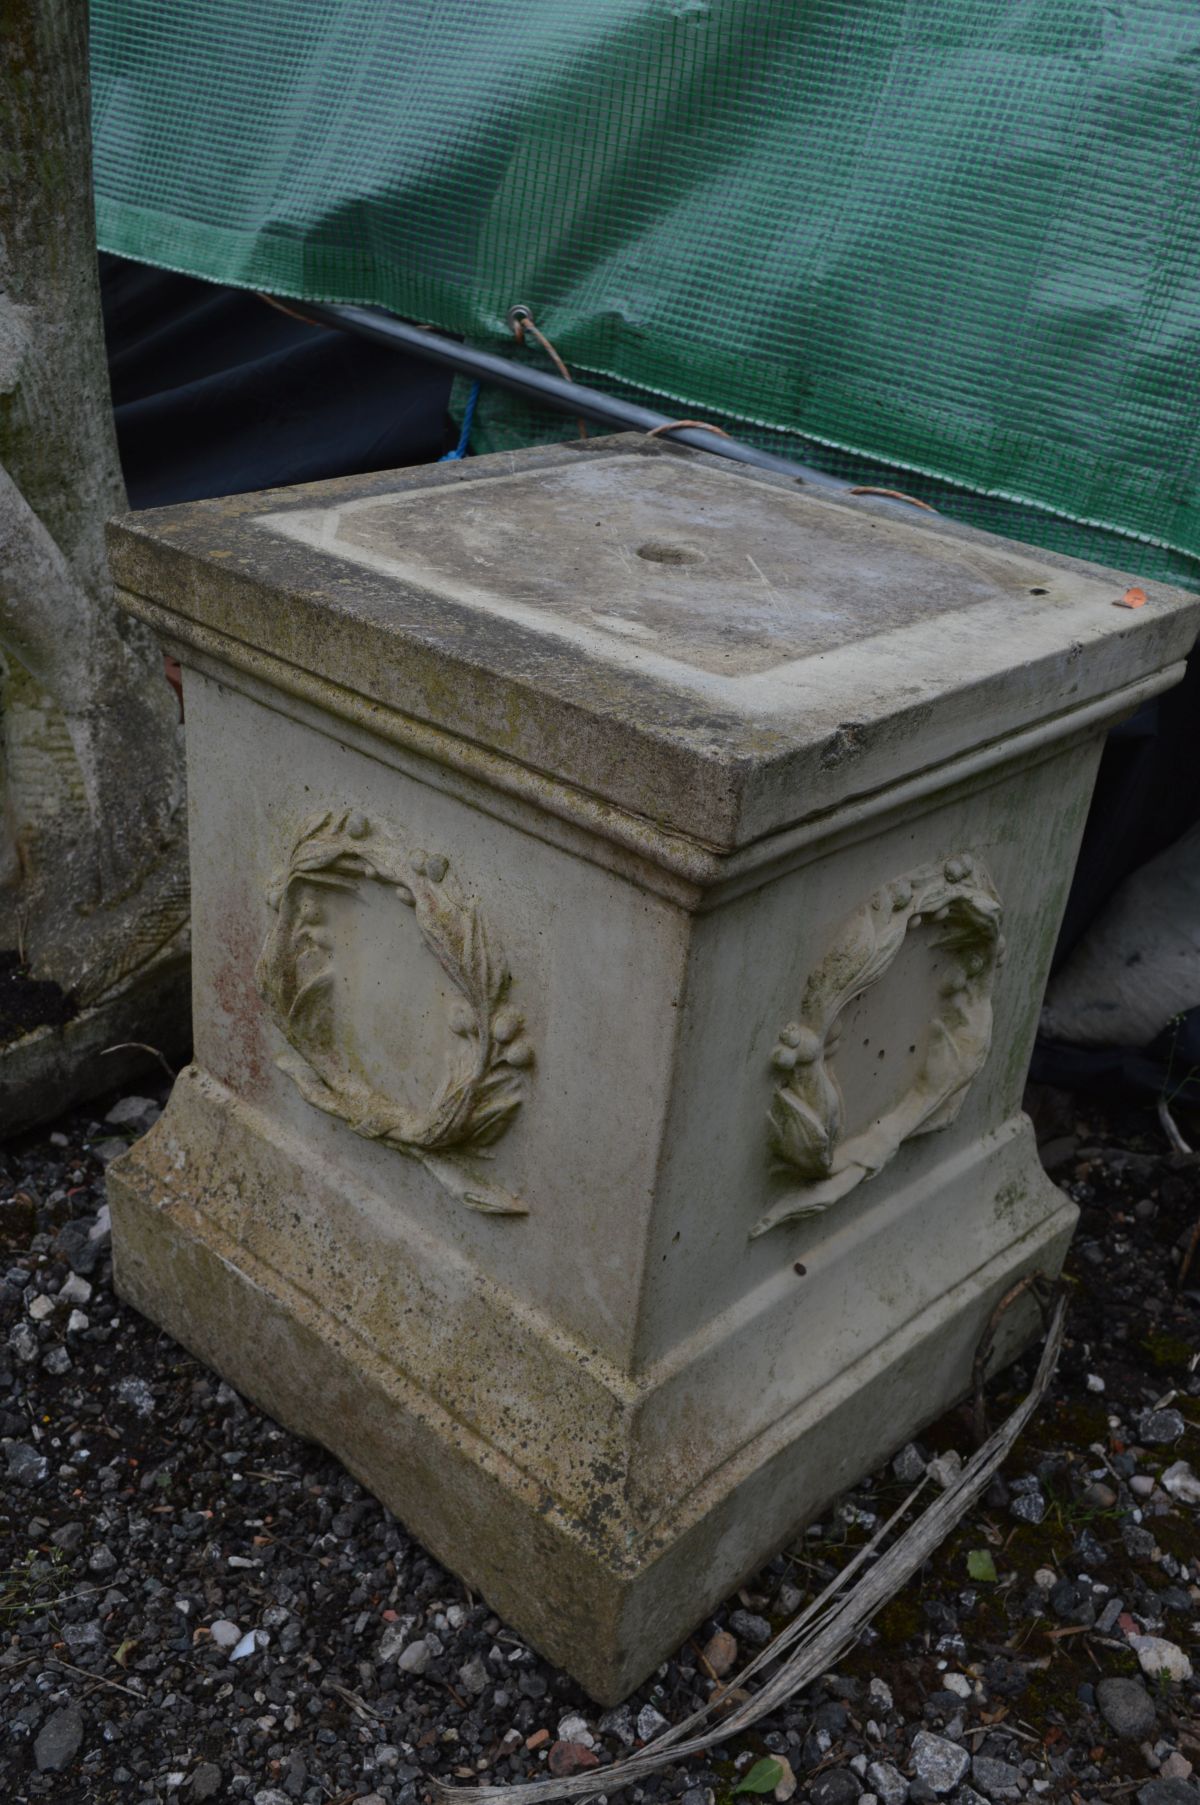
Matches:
[296,300,850,492]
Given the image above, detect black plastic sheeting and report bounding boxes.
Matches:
[1032,1011,1200,1110]
[101,253,450,508]
[99,255,1200,1101]
[1036,651,1200,1103]
[1056,658,1200,969]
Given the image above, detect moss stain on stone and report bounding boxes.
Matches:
[1139,1329,1193,1369]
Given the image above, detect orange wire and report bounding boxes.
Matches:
[257,290,321,328]
[645,419,730,441]
[849,485,937,513]
[510,308,588,440]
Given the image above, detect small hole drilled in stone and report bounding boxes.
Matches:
[636,540,704,566]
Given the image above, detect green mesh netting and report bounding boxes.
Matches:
[92,0,1200,587]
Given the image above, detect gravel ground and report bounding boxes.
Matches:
[2,1081,1198,1805]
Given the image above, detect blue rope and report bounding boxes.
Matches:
[439,381,481,460]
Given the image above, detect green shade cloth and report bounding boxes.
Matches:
[92,0,1200,585]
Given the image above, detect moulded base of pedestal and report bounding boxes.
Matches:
[107,1069,1075,1701]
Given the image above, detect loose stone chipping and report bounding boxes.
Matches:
[102,435,1200,1699]
[3,1082,1200,1798]
[910,1731,970,1794]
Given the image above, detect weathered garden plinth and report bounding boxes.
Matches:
[105,438,1199,1699]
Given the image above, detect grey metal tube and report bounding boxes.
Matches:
[297,300,849,491]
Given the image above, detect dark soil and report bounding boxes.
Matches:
[1,1083,1198,1805]
[0,951,77,1047]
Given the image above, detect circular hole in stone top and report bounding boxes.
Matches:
[635,540,706,566]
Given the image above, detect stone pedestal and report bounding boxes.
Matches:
[105,437,1199,1700]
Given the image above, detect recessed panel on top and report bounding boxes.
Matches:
[263,455,1052,681]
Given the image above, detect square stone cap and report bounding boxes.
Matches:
[109,436,1200,855]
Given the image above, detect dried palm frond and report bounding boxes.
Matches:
[445,1296,1066,1805]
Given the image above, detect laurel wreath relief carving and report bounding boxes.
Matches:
[255,809,532,1216]
[756,855,1003,1238]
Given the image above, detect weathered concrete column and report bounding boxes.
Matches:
[105,437,1199,1699]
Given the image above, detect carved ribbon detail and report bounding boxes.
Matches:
[756,855,1002,1237]
[256,809,532,1215]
